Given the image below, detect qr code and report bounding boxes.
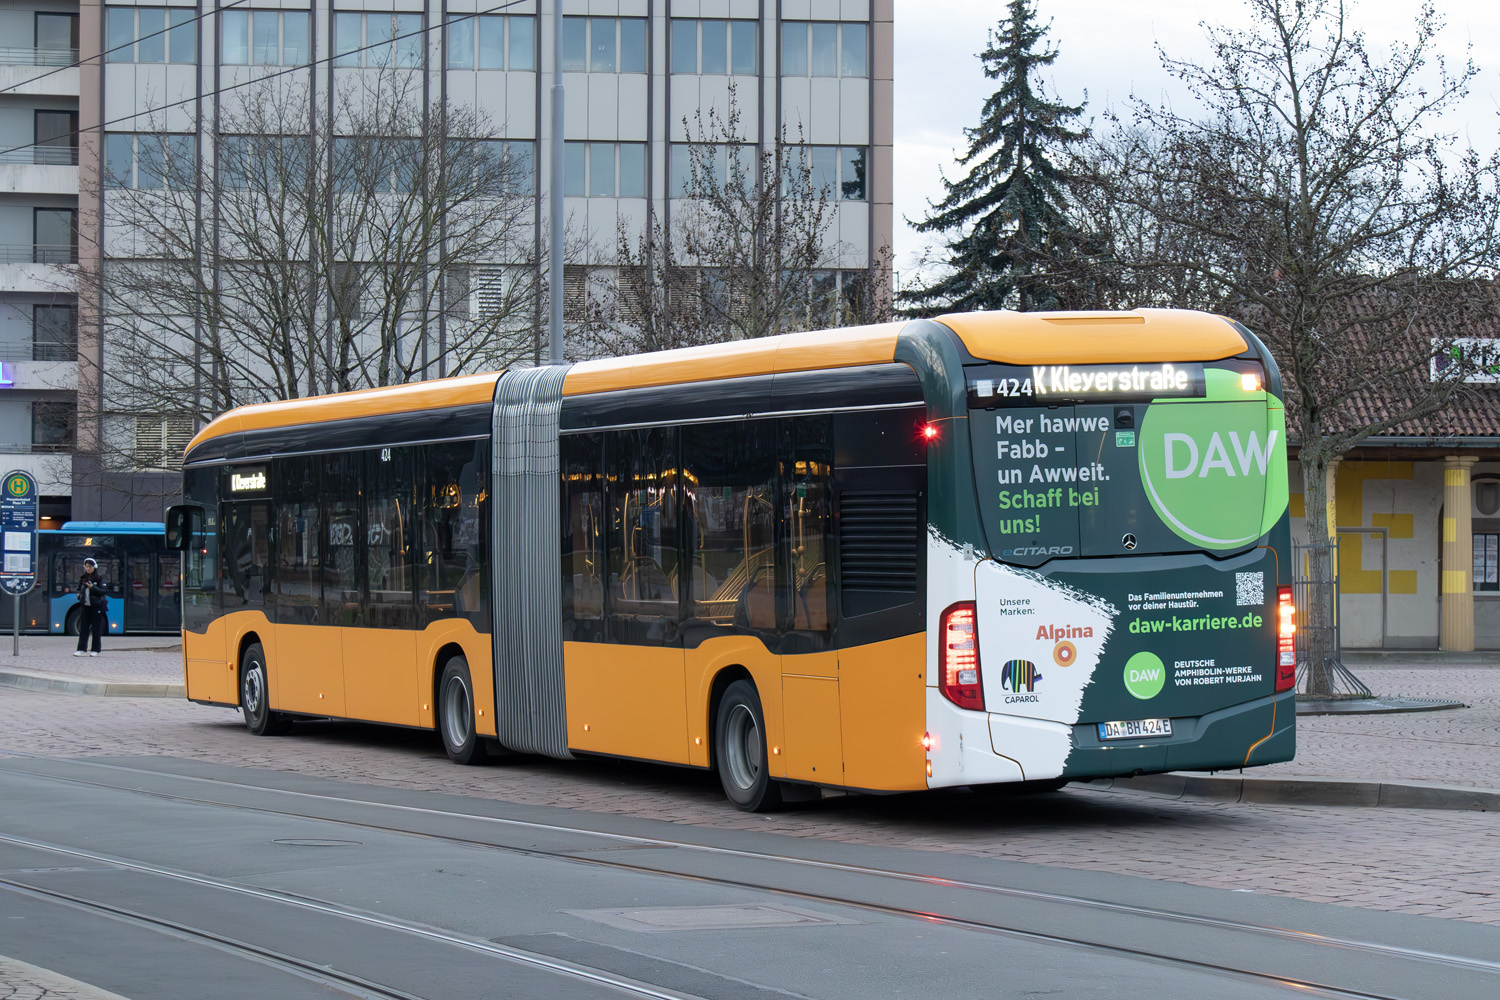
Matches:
[1236,571,1265,607]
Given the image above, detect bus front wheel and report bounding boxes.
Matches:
[438,657,488,765]
[715,680,783,812]
[239,643,291,736]
[64,608,81,636]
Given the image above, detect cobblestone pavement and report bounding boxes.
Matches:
[0,637,180,686]
[1261,662,1500,788]
[0,958,128,1000]
[2,652,1498,925]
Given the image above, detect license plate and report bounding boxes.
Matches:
[1097,718,1173,740]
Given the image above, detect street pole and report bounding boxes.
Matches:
[11,594,17,657]
[548,0,565,365]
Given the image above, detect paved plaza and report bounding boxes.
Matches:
[1,638,1497,925]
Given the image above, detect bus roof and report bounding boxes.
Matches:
[55,521,164,534]
[183,310,1247,456]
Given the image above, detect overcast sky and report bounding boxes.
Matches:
[892,0,1500,285]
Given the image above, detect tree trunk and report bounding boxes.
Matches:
[1298,448,1337,697]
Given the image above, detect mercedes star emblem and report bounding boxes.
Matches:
[1122,533,1138,550]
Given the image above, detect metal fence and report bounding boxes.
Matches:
[1292,539,1373,698]
[0,47,78,67]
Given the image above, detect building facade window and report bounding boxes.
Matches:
[785,145,866,200]
[671,19,756,75]
[670,143,755,197]
[32,306,76,362]
[333,137,422,193]
[781,21,866,77]
[105,133,196,189]
[34,111,78,165]
[35,12,79,62]
[218,135,311,190]
[1476,532,1499,592]
[560,17,646,73]
[564,141,646,198]
[31,402,76,453]
[105,6,195,64]
[446,14,535,71]
[475,140,535,196]
[32,209,75,264]
[335,12,423,68]
[221,11,310,66]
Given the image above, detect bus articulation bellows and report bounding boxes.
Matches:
[169,309,1295,810]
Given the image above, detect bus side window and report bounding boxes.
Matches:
[681,420,776,634]
[784,416,833,635]
[606,426,680,645]
[364,447,415,629]
[560,432,605,638]
[275,455,321,626]
[420,440,486,628]
[322,453,362,626]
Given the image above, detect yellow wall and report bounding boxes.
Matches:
[1335,462,1419,595]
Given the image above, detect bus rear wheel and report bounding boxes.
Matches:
[715,680,783,812]
[239,643,291,736]
[438,657,488,765]
[64,608,81,637]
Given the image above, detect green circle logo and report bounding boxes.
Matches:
[1123,651,1166,700]
[6,475,27,497]
[1137,370,1288,551]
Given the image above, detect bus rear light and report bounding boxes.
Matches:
[921,423,939,442]
[921,732,932,751]
[939,602,984,711]
[1275,587,1296,692]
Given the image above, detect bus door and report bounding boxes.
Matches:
[156,551,181,630]
[221,500,272,636]
[125,547,151,632]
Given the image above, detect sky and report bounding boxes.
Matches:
[892,0,1500,287]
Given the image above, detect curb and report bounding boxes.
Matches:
[0,669,183,698]
[1087,773,1500,812]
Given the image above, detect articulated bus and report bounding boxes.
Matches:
[169,309,1295,810]
[0,522,180,635]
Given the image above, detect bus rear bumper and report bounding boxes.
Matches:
[1061,689,1297,780]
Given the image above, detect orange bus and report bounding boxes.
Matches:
[169,310,1295,810]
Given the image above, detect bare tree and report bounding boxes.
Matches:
[1079,0,1500,693]
[88,67,539,465]
[576,95,890,357]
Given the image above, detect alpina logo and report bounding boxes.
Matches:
[1035,624,1089,667]
[1034,625,1093,640]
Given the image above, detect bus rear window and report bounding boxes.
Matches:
[968,363,1284,566]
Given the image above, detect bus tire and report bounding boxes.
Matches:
[715,680,783,812]
[438,657,488,765]
[64,607,81,637]
[239,643,291,736]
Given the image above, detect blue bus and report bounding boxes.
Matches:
[0,522,180,635]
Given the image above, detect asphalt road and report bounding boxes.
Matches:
[2,754,1498,1000]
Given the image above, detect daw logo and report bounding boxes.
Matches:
[1001,659,1043,704]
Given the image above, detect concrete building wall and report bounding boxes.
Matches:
[0,0,80,525]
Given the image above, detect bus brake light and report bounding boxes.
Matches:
[939,602,984,711]
[1275,587,1296,692]
[921,423,939,442]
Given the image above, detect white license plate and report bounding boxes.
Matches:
[1097,718,1173,740]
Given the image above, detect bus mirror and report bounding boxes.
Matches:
[164,505,200,550]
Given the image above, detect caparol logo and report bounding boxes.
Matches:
[1137,371,1289,551]
[1001,659,1042,704]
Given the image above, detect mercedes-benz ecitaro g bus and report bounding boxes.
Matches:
[170,309,1295,810]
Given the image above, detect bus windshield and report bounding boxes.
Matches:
[968,360,1287,565]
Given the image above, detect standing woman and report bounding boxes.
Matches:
[74,557,107,657]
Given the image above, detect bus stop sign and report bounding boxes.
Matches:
[0,469,38,598]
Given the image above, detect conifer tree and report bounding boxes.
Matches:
[900,0,1088,314]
